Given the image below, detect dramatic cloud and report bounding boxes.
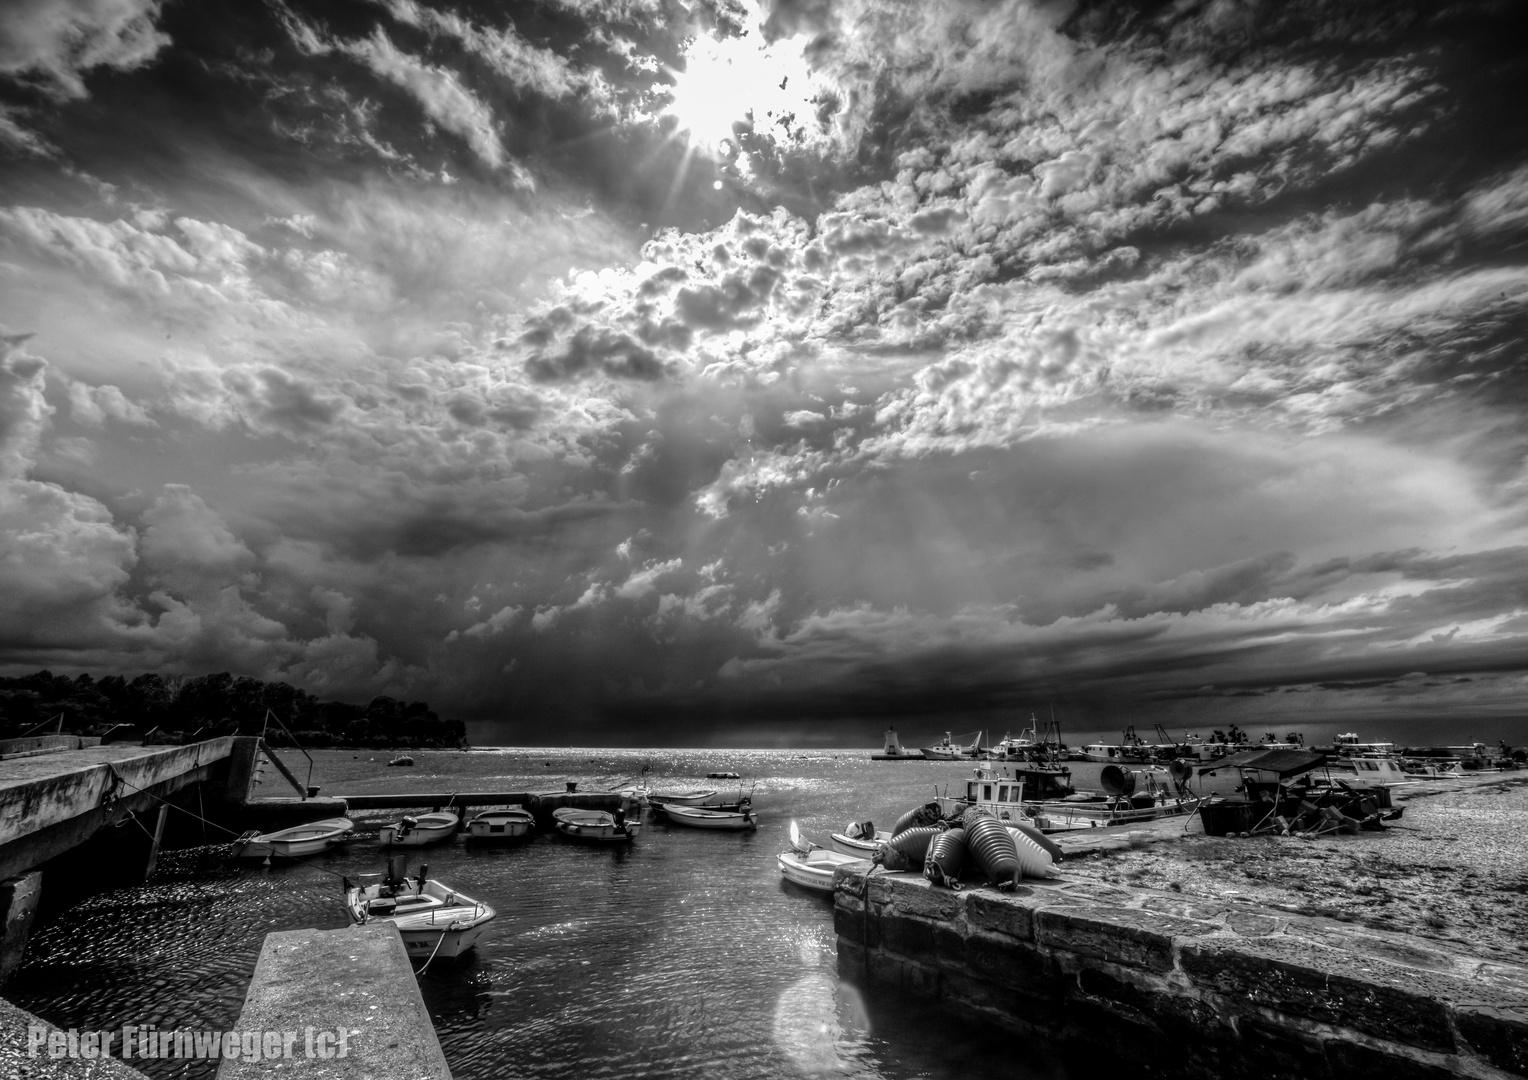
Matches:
[1,0,1527,741]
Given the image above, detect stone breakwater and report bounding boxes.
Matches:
[833,866,1528,1079]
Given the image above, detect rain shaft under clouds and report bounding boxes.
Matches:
[2,0,1527,741]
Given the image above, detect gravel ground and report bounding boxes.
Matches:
[1060,773,1528,960]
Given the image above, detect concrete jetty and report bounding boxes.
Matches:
[0,997,150,1079]
[217,924,451,1080]
[834,865,1528,1078]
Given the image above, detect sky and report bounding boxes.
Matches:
[1,0,1527,746]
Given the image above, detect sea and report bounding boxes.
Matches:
[10,747,1103,1080]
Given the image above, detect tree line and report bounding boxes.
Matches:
[0,670,467,748]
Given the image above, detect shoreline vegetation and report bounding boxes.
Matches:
[0,669,467,750]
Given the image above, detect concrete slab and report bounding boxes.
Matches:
[0,996,150,1079]
[217,924,451,1080]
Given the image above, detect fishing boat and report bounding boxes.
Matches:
[870,727,921,761]
[659,803,758,830]
[921,731,982,761]
[466,807,535,841]
[380,811,459,847]
[552,806,641,843]
[235,817,354,860]
[953,762,1196,832]
[777,821,865,893]
[345,859,494,961]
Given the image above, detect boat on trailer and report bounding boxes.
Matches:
[659,802,758,830]
[380,811,459,847]
[466,807,535,841]
[777,822,865,893]
[235,817,354,860]
[346,858,494,961]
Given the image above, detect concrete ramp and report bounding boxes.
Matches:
[217,924,451,1079]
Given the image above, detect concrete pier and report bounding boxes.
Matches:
[834,866,1528,1078]
[0,997,150,1079]
[217,924,451,1080]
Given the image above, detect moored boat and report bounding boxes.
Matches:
[828,819,889,857]
[777,821,864,893]
[552,806,641,843]
[921,731,983,761]
[646,788,745,809]
[660,803,758,830]
[380,811,459,846]
[235,817,354,860]
[345,861,494,961]
[466,807,535,841]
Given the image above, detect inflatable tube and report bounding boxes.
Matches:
[924,828,967,887]
[892,801,943,836]
[885,825,941,864]
[1003,827,1055,878]
[964,814,1020,884]
[1006,821,1064,862]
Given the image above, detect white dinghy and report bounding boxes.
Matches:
[552,806,641,843]
[466,807,535,842]
[661,802,758,831]
[380,810,460,847]
[777,821,865,893]
[346,858,494,961]
[236,817,354,860]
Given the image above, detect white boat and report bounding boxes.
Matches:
[660,803,758,830]
[380,811,460,847]
[466,807,535,841]
[346,866,494,960]
[777,821,865,893]
[828,821,889,857]
[921,731,983,761]
[552,806,641,843]
[235,817,353,860]
[646,788,743,809]
[870,726,921,761]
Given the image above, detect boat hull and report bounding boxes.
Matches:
[660,805,757,830]
[828,831,887,857]
[380,812,460,847]
[466,812,534,841]
[346,877,494,961]
[236,818,354,860]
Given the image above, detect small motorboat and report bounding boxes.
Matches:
[828,820,889,858]
[235,817,354,860]
[466,807,535,842]
[660,802,758,830]
[380,811,459,846]
[777,821,865,893]
[346,860,494,961]
[552,806,641,843]
[388,755,415,767]
[706,771,741,780]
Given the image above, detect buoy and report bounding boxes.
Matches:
[892,801,943,836]
[1005,820,1064,862]
[924,827,967,887]
[1004,826,1056,878]
[964,813,1021,885]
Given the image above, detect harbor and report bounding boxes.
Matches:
[0,736,1524,1078]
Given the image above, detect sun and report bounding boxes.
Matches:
[663,32,815,155]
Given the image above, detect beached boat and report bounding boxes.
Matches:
[466,807,535,841]
[235,817,353,860]
[660,803,758,830]
[552,806,641,843]
[388,755,415,767]
[777,821,864,893]
[870,727,921,761]
[953,762,1195,832]
[345,863,494,960]
[380,811,459,847]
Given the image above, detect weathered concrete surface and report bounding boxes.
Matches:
[835,866,1528,1078]
[217,924,451,1080]
[0,740,235,882]
[0,996,150,1079]
[0,871,44,985]
[0,737,102,761]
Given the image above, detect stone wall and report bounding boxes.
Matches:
[834,867,1528,1079]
